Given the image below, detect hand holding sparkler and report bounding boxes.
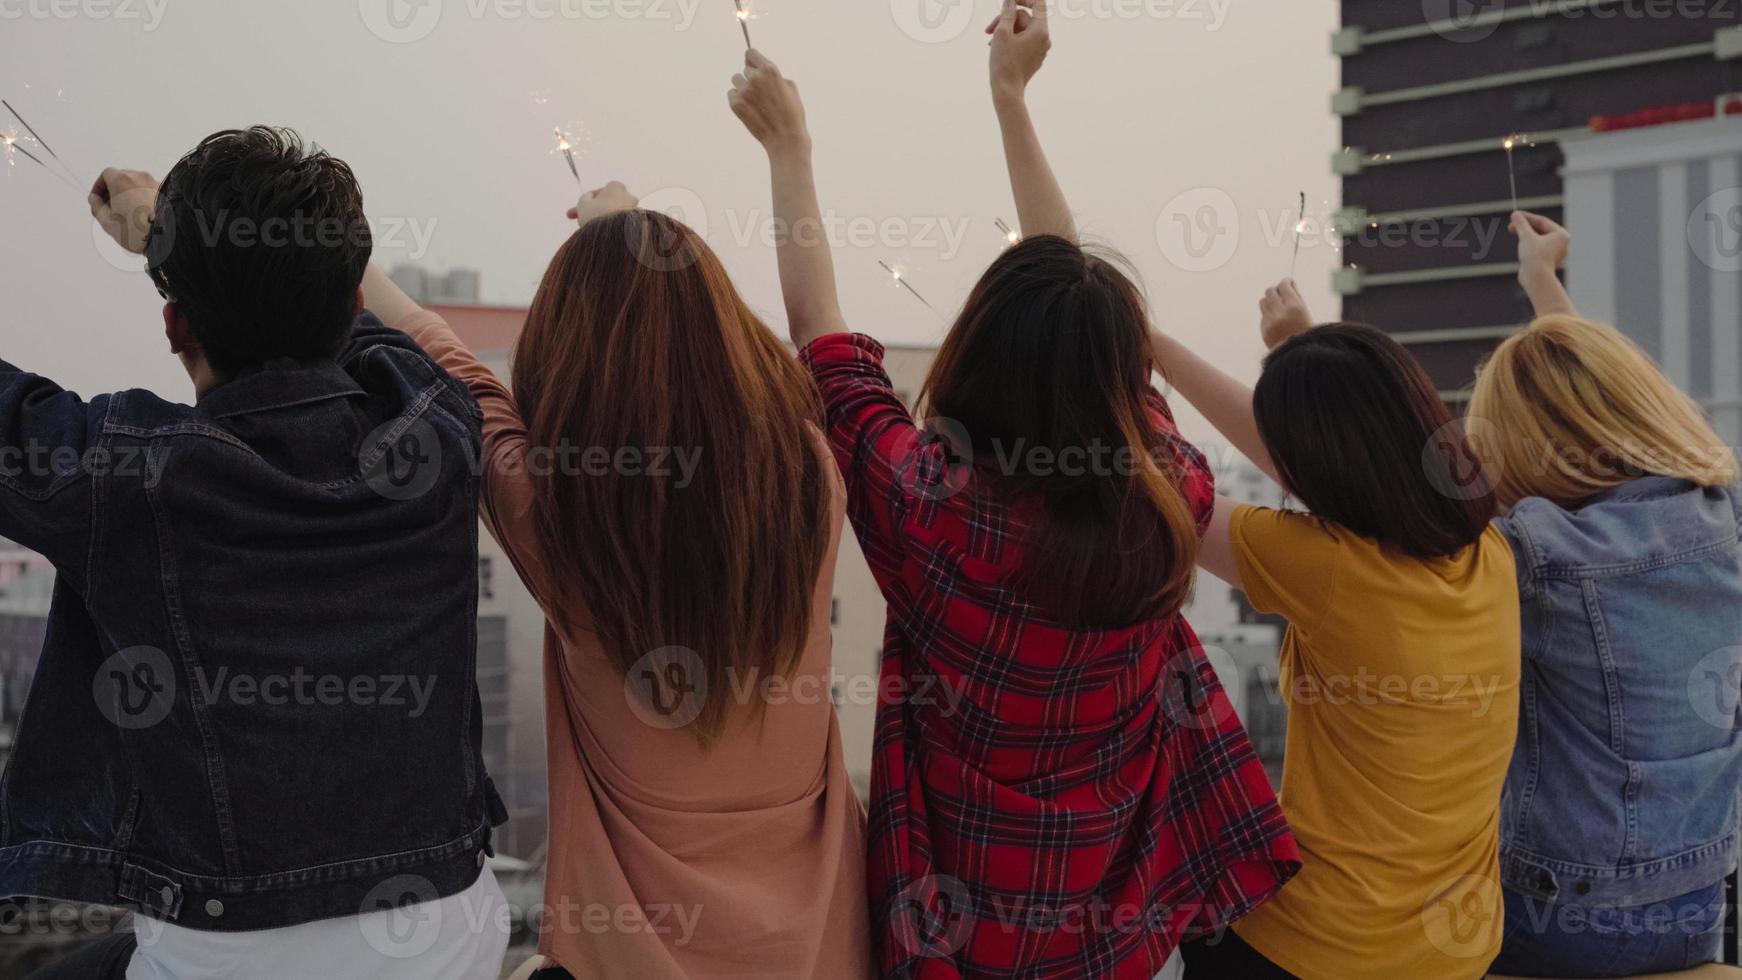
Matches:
[88,167,161,256]
[1258,278,1313,350]
[1510,210,1577,318]
[729,49,810,157]
[988,0,1050,105]
[568,181,640,228]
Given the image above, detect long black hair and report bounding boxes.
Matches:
[919,235,1199,628]
[1254,323,1495,558]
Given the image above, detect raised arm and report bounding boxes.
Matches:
[1511,210,1577,318]
[360,263,424,327]
[1148,279,1315,486]
[730,50,847,349]
[988,0,1073,241]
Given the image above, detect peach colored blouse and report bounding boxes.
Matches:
[399,311,873,980]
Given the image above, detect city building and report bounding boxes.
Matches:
[1333,2,1742,403]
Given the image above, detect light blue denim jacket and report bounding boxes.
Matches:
[1497,476,1742,907]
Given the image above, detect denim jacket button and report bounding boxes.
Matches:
[205,899,224,917]
[1575,882,1591,896]
[476,849,486,868]
[159,886,174,907]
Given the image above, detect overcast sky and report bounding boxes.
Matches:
[0,0,1340,449]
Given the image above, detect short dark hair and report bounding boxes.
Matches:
[147,127,370,375]
[1254,323,1496,558]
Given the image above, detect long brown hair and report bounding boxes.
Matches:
[920,236,1200,628]
[512,210,832,740]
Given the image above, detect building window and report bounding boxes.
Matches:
[479,556,495,601]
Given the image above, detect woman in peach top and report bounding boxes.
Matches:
[359,186,872,979]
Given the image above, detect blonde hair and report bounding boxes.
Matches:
[1470,314,1739,509]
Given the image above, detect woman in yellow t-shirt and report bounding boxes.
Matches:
[1152,281,1520,980]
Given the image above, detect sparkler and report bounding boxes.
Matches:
[2,99,78,187]
[553,127,581,184]
[733,0,754,48]
[1290,192,1307,280]
[1502,133,1530,213]
[879,260,941,317]
[994,218,1020,246]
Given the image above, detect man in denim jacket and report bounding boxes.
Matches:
[3,128,507,979]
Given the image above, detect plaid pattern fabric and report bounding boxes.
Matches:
[801,333,1300,979]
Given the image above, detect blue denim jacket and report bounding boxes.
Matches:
[1497,476,1742,907]
[0,314,505,931]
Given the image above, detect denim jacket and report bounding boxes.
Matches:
[0,314,505,931]
[1497,476,1742,907]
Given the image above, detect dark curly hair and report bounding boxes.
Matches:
[147,126,371,376]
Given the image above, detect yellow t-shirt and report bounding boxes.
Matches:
[1228,505,1520,980]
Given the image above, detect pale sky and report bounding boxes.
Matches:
[0,0,1341,449]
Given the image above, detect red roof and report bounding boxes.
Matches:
[430,304,527,355]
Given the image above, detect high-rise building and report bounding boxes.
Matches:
[1334,2,1742,402]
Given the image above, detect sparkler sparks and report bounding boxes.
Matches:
[1290,191,1307,280]
[733,0,754,48]
[553,126,582,184]
[994,218,1020,246]
[0,101,78,191]
[1502,133,1532,213]
[879,260,941,318]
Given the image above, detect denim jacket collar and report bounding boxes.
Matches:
[1589,474,1698,505]
[196,357,364,421]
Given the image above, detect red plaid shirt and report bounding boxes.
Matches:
[801,333,1299,979]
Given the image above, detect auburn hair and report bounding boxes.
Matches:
[1470,314,1738,509]
[919,236,1200,628]
[511,210,832,741]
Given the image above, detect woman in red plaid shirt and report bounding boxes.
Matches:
[728,3,1300,976]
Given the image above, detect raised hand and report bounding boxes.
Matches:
[1259,279,1313,349]
[989,0,1051,104]
[728,49,811,158]
[1510,211,1576,316]
[568,181,640,228]
[89,168,160,255]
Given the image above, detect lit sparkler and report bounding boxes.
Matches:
[1502,133,1532,213]
[879,260,941,318]
[553,127,581,184]
[994,218,1020,246]
[733,0,754,48]
[1290,192,1307,280]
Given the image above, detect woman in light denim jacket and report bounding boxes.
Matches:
[1473,212,1742,977]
